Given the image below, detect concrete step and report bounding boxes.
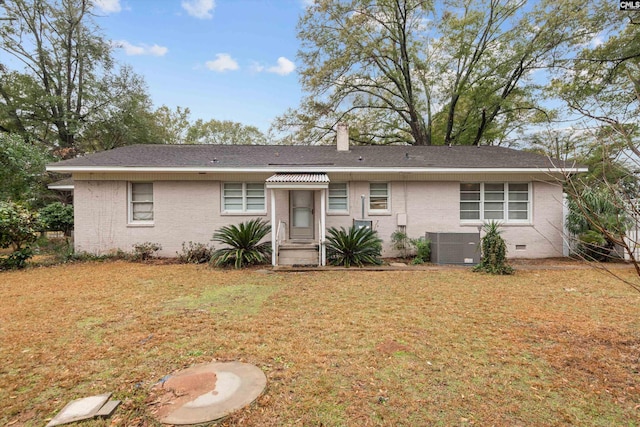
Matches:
[278,244,319,266]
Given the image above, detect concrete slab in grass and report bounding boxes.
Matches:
[46,393,111,427]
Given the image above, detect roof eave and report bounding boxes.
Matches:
[45,165,588,174]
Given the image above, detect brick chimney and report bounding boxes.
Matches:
[336,123,349,152]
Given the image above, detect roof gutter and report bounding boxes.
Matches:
[46,165,588,174]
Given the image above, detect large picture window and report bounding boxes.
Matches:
[130,182,153,223]
[328,183,348,213]
[223,183,265,213]
[369,183,390,213]
[460,183,530,223]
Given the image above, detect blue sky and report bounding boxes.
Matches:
[93,0,309,132]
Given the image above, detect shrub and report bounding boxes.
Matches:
[0,201,40,251]
[578,230,611,261]
[410,237,431,264]
[473,221,514,275]
[326,226,382,267]
[177,241,215,264]
[390,229,410,258]
[0,247,34,270]
[0,201,40,269]
[39,202,74,236]
[132,242,162,261]
[211,219,271,268]
[565,187,627,261]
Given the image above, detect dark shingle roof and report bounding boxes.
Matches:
[47,144,579,171]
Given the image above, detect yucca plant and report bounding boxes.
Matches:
[211,218,271,268]
[326,226,382,267]
[473,221,514,275]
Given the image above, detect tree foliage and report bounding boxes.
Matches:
[0,201,40,269]
[0,0,153,157]
[0,133,51,202]
[277,0,601,146]
[39,202,73,236]
[551,8,640,128]
[186,118,267,145]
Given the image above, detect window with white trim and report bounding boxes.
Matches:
[222,183,265,213]
[130,182,154,223]
[369,182,390,212]
[328,183,348,213]
[460,183,530,223]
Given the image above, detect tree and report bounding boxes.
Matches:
[77,67,165,152]
[553,10,640,291]
[0,0,152,157]
[0,133,51,203]
[150,105,192,145]
[276,0,601,146]
[185,119,267,145]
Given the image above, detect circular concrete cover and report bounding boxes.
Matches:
[150,361,267,425]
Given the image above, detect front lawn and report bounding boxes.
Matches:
[1,262,639,426]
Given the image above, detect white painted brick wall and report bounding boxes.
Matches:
[74,178,565,259]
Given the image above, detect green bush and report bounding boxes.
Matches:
[177,241,215,264]
[390,229,410,258]
[0,247,34,270]
[410,237,431,264]
[565,187,627,261]
[132,242,162,261]
[473,221,514,275]
[0,201,40,269]
[39,202,74,236]
[211,219,271,268]
[326,226,382,267]
[578,230,610,261]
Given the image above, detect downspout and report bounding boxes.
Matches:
[321,188,326,266]
[271,189,277,266]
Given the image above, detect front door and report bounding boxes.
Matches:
[290,190,314,240]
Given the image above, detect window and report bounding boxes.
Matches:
[369,183,389,212]
[508,183,529,220]
[130,182,153,223]
[460,183,530,223]
[223,183,265,213]
[328,183,348,213]
[460,183,480,220]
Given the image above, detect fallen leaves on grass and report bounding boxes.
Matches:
[1,261,639,426]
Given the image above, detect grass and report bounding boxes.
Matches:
[1,261,639,426]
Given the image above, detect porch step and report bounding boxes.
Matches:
[278,242,319,266]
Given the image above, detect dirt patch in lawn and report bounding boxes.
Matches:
[1,261,640,426]
[149,371,218,419]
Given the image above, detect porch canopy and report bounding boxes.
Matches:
[266,173,329,266]
[265,173,330,189]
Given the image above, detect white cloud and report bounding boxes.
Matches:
[182,0,215,19]
[148,45,169,56]
[92,0,121,14]
[206,53,239,72]
[267,57,296,76]
[114,40,168,57]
